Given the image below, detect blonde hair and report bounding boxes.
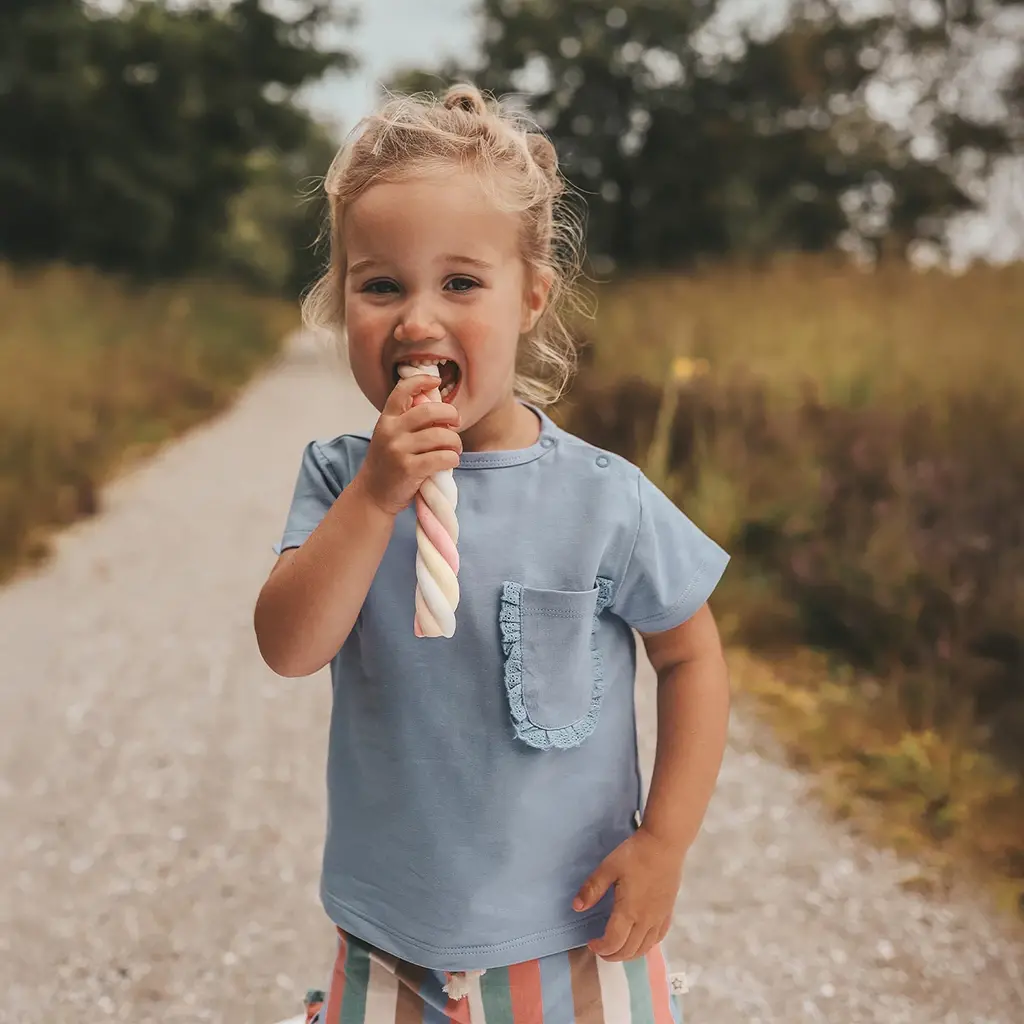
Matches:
[302,83,587,406]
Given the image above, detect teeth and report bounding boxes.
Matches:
[397,362,439,379]
[396,358,458,398]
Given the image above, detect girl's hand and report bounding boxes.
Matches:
[573,827,685,962]
[357,374,462,517]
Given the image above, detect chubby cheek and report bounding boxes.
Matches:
[460,312,518,396]
[345,304,392,409]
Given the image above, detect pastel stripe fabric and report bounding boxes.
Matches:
[312,930,683,1024]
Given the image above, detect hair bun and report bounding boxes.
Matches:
[443,84,488,116]
[527,133,560,182]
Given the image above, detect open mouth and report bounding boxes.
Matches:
[393,357,461,403]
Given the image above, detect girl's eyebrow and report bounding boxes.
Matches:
[441,254,495,270]
[348,254,496,275]
[348,257,381,275]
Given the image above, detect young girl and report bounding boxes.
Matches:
[254,84,731,1024]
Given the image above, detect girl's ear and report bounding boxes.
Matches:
[521,267,554,334]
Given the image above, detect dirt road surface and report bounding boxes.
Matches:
[2,333,1022,1024]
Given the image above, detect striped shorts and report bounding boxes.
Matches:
[306,929,684,1024]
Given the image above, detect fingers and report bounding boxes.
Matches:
[362,377,461,514]
[418,448,461,476]
[587,908,632,960]
[622,926,659,963]
[375,394,460,462]
[592,920,661,964]
[384,372,449,413]
[399,401,460,433]
[574,862,616,913]
[401,427,463,457]
[386,444,460,476]
[610,925,646,963]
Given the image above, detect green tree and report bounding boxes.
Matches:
[0,0,355,279]
[394,0,1021,269]
[869,0,1023,255]
[217,127,338,295]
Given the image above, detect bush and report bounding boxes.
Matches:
[558,360,1024,764]
[0,264,296,580]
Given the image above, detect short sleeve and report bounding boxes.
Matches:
[611,471,730,633]
[272,440,347,555]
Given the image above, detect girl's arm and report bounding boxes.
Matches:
[253,472,396,678]
[254,375,462,679]
[639,602,730,855]
[574,602,729,961]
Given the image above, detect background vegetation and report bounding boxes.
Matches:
[552,258,1024,909]
[0,264,296,579]
[396,0,1023,908]
[397,0,1023,271]
[0,0,346,286]
[2,0,1022,908]
[1,0,344,573]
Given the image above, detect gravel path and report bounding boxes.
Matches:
[2,333,1022,1024]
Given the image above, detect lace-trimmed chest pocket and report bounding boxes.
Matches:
[499,578,614,750]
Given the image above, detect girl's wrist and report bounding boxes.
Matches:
[636,818,691,866]
[348,468,400,522]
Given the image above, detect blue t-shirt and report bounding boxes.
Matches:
[274,405,729,971]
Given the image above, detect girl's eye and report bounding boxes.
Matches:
[362,279,399,295]
[445,276,479,293]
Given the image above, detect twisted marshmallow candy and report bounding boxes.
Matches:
[396,363,460,638]
[397,366,477,994]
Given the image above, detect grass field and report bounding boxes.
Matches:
[581,256,1024,406]
[0,264,296,581]
[3,256,1021,917]
[559,255,1024,917]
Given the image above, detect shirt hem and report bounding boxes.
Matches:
[320,885,611,971]
[272,531,313,556]
[631,547,731,634]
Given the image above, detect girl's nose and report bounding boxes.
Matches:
[394,299,443,344]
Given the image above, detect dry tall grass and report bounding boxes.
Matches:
[559,256,1024,914]
[0,264,296,580]
[583,256,1024,407]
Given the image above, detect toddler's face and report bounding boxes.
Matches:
[343,169,544,428]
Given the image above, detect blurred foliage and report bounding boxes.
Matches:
[554,258,1024,767]
[395,0,1023,270]
[0,0,352,288]
[576,256,1024,401]
[557,256,1024,904]
[725,648,1024,917]
[0,263,297,580]
[217,131,336,295]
